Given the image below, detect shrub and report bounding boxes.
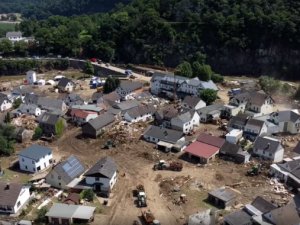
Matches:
[80,189,95,202]
[211,74,224,83]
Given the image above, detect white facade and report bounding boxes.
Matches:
[64,82,75,92]
[124,112,153,123]
[244,122,267,136]
[0,99,12,111]
[0,186,31,214]
[19,153,53,173]
[182,100,206,110]
[171,112,200,134]
[253,146,284,163]
[85,171,117,190]
[26,71,37,85]
[72,113,98,125]
[226,129,243,144]
[18,105,42,117]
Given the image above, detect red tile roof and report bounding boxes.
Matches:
[196,133,225,148]
[70,109,97,119]
[184,141,219,159]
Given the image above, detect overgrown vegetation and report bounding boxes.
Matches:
[13,98,22,109]
[80,189,95,202]
[0,124,16,156]
[55,119,65,137]
[35,207,48,223]
[199,89,218,105]
[33,126,43,140]
[84,61,94,76]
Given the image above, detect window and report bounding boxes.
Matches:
[17,201,21,207]
[95,177,100,181]
[59,182,61,186]
[22,158,24,162]
[269,153,272,157]
[32,160,35,164]
[58,176,61,180]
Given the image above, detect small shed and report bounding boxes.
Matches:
[225,129,243,144]
[208,187,237,209]
[26,71,37,85]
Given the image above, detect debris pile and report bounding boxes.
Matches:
[159,176,191,196]
[12,115,37,130]
[269,178,289,195]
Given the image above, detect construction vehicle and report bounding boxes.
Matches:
[247,164,261,176]
[137,191,147,207]
[102,140,116,149]
[141,209,160,225]
[153,160,183,171]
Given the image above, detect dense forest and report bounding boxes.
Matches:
[2,0,300,78]
[0,0,130,19]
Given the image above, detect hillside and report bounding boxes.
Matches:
[0,0,131,19]
[5,0,300,79]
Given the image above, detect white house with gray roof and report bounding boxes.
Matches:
[84,157,117,194]
[46,155,85,189]
[124,105,156,123]
[171,110,200,134]
[182,96,206,110]
[269,110,300,134]
[116,80,143,100]
[37,97,67,114]
[82,113,115,138]
[0,93,12,111]
[18,144,53,173]
[57,78,75,93]
[13,103,41,117]
[253,136,284,162]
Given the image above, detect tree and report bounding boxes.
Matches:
[211,74,224,83]
[80,189,95,202]
[13,98,22,109]
[198,64,213,81]
[259,76,281,94]
[55,119,65,137]
[4,113,11,123]
[84,61,94,76]
[175,61,193,78]
[199,89,218,105]
[103,76,120,94]
[36,207,48,223]
[0,124,16,156]
[33,126,43,140]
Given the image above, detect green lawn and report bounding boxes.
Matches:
[0,23,16,37]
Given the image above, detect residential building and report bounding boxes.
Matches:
[171,110,200,134]
[25,71,37,85]
[82,113,115,138]
[46,155,85,190]
[269,110,300,134]
[154,105,179,128]
[243,119,267,141]
[38,112,66,136]
[208,187,237,209]
[182,96,206,110]
[225,129,243,144]
[143,125,186,152]
[18,144,53,173]
[227,114,250,131]
[63,193,80,205]
[13,104,41,117]
[0,93,12,111]
[71,104,103,114]
[24,93,39,105]
[84,157,117,194]
[70,109,98,126]
[99,91,121,106]
[37,97,67,114]
[116,80,143,100]
[253,136,284,162]
[219,142,250,164]
[46,203,95,225]
[197,104,223,123]
[113,99,140,113]
[63,93,85,106]
[12,86,34,97]
[6,31,23,42]
[57,78,75,92]
[124,105,156,123]
[0,182,31,214]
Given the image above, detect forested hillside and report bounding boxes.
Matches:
[0,0,130,19]
[9,0,300,78]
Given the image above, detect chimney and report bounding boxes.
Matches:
[5,183,10,190]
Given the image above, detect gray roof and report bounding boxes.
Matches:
[119,80,143,93]
[51,155,85,184]
[84,113,115,131]
[6,31,22,38]
[245,119,265,128]
[18,103,39,113]
[197,104,223,115]
[114,100,139,111]
[63,93,84,106]
[220,142,242,155]
[0,182,24,208]
[91,92,103,102]
[199,80,218,91]
[224,210,252,225]
[0,93,8,104]
[84,156,117,178]
[24,93,39,104]
[143,125,184,144]
[46,203,95,220]
[228,114,249,128]
[37,97,65,110]
[19,144,52,161]
[264,204,300,225]
[12,86,34,96]
[171,110,195,124]
[38,112,61,126]
[71,104,103,113]
[209,187,237,202]
[251,196,276,213]
[57,78,74,89]
[183,96,204,108]
[253,136,282,153]
[276,110,300,123]
[125,105,156,118]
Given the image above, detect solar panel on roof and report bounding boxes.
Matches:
[62,156,85,179]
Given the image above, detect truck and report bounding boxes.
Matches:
[141,209,160,225]
[246,164,262,176]
[137,191,147,207]
[153,160,183,171]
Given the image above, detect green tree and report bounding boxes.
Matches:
[84,61,94,76]
[198,64,213,81]
[80,189,95,202]
[295,86,300,100]
[55,119,65,137]
[103,76,120,94]
[33,126,43,140]
[4,113,11,123]
[0,124,16,156]
[175,61,193,78]
[199,89,218,105]
[211,74,224,83]
[259,76,281,94]
[36,207,48,223]
[13,98,22,109]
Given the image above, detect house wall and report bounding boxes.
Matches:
[178,83,198,95]
[48,217,72,225]
[26,72,37,84]
[19,153,53,173]
[269,165,289,182]
[73,114,98,126]
[85,171,117,190]
[124,112,153,123]
[150,80,161,95]
[13,186,31,214]
[253,147,284,162]
[260,102,274,115]
[45,170,68,189]
[0,100,12,111]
